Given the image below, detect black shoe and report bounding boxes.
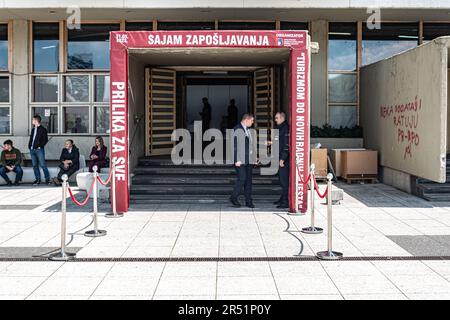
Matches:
[246,202,255,208]
[6,181,12,187]
[13,181,19,186]
[32,180,40,186]
[273,199,281,205]
[229,197,241,207]
[277,203,289,209]
[46,179,52,185]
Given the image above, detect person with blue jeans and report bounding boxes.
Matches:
[0,140,23,186]
[28,115,50,186]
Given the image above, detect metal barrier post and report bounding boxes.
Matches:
[317,173,343,260]
[49,175,76,261]
[302,164,323,234]
[105,159,123,218]
[84,166,107,237]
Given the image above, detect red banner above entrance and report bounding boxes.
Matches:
[109,30,310,213]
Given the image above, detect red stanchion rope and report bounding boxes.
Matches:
[67,177,96,207]
[96,168,114,186]
[296,166,311,185]
[313,175,329,199]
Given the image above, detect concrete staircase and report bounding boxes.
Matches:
[130,157,281,204]
[416,155,450,201]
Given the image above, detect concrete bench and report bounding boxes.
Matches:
[0,155,87,185]
[76,168,111,199]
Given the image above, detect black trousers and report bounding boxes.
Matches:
[57,166,79,181]
[231,164,253,203]
[279,162,290,204]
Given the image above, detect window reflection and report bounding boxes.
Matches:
[95,75,110,102]
[63,106,89,133]
[0,24,7,71]
[33,23,59,72]
[64,75,89,102]
[362,23,419,66]
[0,76,8,103]
[329,106,357,128]
[94,106,109,134]
[33,76,58,102]
[68,24,119,70]
[0,107,10,134]
[328,23,357,71]
[328,74,357,104]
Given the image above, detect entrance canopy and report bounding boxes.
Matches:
[109,30,311,213]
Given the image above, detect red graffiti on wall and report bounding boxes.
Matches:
[380,96,422,160]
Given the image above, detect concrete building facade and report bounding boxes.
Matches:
[0,1,450,198]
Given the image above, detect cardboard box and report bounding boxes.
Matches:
[330,148,366,177]
[310,148,328,178]
[341,150,378,177]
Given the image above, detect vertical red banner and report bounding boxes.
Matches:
[110,48,129,213]
[289,47,310,213]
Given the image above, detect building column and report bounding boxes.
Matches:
[11,20,29,137]
[310,20,328,127]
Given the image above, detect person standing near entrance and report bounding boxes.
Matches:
[274,112,290,209]
[199,97,212,132]
[230,114,256,208]
[227,98,238,129]
[28,115,50,186]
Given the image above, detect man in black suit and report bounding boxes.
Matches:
[52,139,80,186]
[229,113,257,208]
[273,112,290,209]
[199,97,212,133]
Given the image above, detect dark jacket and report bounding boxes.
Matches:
[277,121,290,162]
[89,145,108,162]
[28,126,49,150]
[233,123,255,165]
[200,103,212,122]
[58,145,80,172]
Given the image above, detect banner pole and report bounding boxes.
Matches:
[85,166,107,237]
[302,164,323,234]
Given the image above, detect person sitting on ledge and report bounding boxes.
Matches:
[52,139,80,186]
[89,136,108,173]
[0,140,23,186]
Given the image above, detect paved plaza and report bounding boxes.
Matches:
[0,182,450,299]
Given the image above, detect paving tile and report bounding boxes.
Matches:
[32,277,103,296]
[274,275,339,295]
[52,262,114,278]
[0,277,46,296]
[217,276,278,296]
[162,262,216,278]
[343,294,408,300]
[0,262,64,277]
[330,274,401,295]
[217,294,279,300]
[280,294,343,300]
[155,277,216,296]
[153,295,215,300]
[387,274,450,294]
[218,262,272,277]
[106,262,165,278]
[93,276,159,296]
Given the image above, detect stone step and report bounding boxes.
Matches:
[133,166,274,175]
[132,175,278,185]
[129,194,280,204]
[130,184,281,195]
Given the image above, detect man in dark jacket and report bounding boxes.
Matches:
[227,99,238,129]
[28,115,50,186]
[274,112,290,208]
[229,113,257,208]
[199,97,212,132]
[0,140,23,186]
[52,139,80,186]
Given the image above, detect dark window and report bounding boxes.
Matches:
[94,106,109,134]
[63,106,89,133]
[0,107,10,134]
[423,23,450,42]
[68,24,120,70]
[33,76,58,102]
[0,24,7,70]
[95,75,110,102]
[158,21,215,30]
[362,23,419,66]
[33,22,59,72]
[125,22,153,31]
[32,107,58,134]
[280,21,308,30]
[0,76,9,103]
[328,23,357,71]
[218,21,276,30]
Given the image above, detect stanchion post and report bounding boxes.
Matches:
[84,166,107,237]
[302,164,323,234]
[49,175,76,261]
[316,173,343,260]
[105,159,123,218]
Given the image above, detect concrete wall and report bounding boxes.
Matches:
[310,20,328,127]
[361,37,450,183]
[127,56,146,172]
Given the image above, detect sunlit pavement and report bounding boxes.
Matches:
[1,183,450,300]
